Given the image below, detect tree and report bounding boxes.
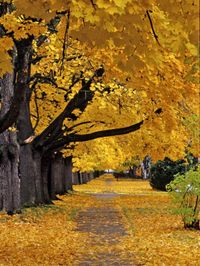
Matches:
[0,0,199,212]
[167,166,200,230]
[150,158,186,191]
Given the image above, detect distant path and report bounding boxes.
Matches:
[75,179,141,266]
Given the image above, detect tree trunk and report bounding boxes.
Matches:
[50,154,73,198]
[15,38,42,207]
[64,156,73,191]
[41,154,52,204]
[20,145,37,206]
[14,38,51,207]
[78,171,82,184]
[72,172,79,185]
[51,153,65,196]
[0,74,20,212]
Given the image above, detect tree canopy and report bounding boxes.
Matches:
[0,0,199,170]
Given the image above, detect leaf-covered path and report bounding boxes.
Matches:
[75,190,138,266]
[73,175,200,266]
[0,175,199,265]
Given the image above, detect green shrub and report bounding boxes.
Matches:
[166,166,200,230]
[150,158,186,191]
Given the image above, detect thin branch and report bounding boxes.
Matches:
[193,195,199,217]
[30,73,70,93]
[64,71,83,101]
[66,121,94,133]
[32,86,40,131]
[60,10,70,73]
[68,120,106,134]
[90,0,97,10]
[146,10,161,46]
[30,74,57,86]
[66,54,82,62]
[37,16,61,47]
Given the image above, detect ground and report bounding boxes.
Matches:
[0,175,199,265]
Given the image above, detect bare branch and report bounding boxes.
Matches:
[146,10,161,46]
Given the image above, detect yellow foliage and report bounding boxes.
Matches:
[0,0,198,167]
[0,37,13,77]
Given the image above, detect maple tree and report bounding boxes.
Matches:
[0,0,199,212]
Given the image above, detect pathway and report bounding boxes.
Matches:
[75,178,140,266]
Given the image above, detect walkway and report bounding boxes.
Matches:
[75,178,140,266]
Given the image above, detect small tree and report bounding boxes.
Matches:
[167,166,200,230]
[150,158,186,191]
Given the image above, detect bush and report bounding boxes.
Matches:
[166,166,200,230]
[150,158,186,191]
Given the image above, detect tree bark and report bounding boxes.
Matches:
[0,74,20,212]
[14,38,42,207]
[51,153,65,196]
[41,154,52,203]
[64,156,73,191]
[50,154,73,198]
[72,172,79,185]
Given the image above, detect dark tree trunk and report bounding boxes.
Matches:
[14,37,50,207]
[82,172,88,184]
[51,153,65,196]
[78,171,82,184]
[20,147,53,206]
[41,154,52,204]
[15,38,42,207]
[94,170,100,178]
[50,154,73,198]
[72,172,79,185]
[64,156,73,191]
[0,74,20,212]
[20,145,37,206]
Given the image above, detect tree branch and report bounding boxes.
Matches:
[43,107,162,153]
[146,10,161,46]
[33,67,104,148]
[44,120,144,152]
[60,10,70,73]
[32,86,40,131]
